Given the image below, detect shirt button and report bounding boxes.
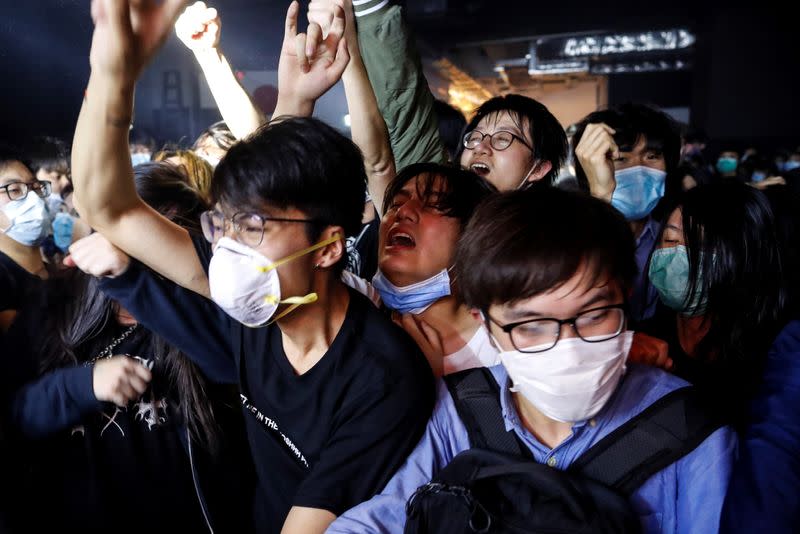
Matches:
[589,419,597,427]
[547,456,557,467]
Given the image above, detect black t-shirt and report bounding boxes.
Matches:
[346,217,379,280]
[3,323,209,533]
[100,252,435,532]
[0,251,41,312]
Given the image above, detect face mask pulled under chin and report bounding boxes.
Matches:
[208,234,340,327]
[371,268,452,314]
[497,331,634,423]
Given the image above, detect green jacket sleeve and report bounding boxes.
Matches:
[355,0,448,170]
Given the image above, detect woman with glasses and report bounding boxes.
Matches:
[0,147,52,332]
[456,94,568,191]
[329,186,736,534]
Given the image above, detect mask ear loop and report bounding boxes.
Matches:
[250,234,342,326]
[517,160,540,189]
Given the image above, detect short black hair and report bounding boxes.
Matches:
[26,136,70,174]
[382,162,498,231]
[455,184,637,311]
[0,144,34,176]
[572,103,681,192]
[456,94,568,186]
[433,100,467,162]
[210,117,367,269]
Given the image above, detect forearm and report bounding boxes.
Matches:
[356,1,447,169]
[195,48,266,139]
[281,507,336,534]
[72,72,141,229]
[10,366,100,439]
[343,53,396,216]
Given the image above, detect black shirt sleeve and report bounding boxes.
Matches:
[98,260,237,384]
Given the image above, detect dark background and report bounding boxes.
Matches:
[0,1,797,155]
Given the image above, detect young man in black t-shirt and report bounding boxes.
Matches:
[67,2,434,532]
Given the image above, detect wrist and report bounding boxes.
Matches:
[274,93,315,118]
[589,182,615,202]
[194,47,223,66]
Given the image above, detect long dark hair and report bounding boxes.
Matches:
[675,181,790,423]
[38,163,220,452]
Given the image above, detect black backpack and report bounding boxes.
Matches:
[404,367,722,534]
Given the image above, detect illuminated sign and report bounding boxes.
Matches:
[535,29,695,61]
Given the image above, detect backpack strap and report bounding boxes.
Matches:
[569,386,723,495]
[444,368,532,458]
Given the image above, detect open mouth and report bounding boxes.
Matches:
[470,162,491,177]
[387,228,416,249]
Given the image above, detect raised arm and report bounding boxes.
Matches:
[355,0,447,169]
[175,2,265,139]
[309,0,396,216]
[72,0,210,297]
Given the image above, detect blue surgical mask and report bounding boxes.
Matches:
[131,152,151,166]
[46,192,64,218]
[1,192,50,246]
[648,245,707,316]
[52,212,76,252]
[751,171,767,183]
[716,157,738,174]
[372,268,452,314]
[610,165,667,221]
[784,161,800,173]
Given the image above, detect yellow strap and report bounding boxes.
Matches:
[267,293,319,324]
[257,234,342,273]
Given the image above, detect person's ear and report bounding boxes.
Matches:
[312,225,345,270]
[526,160,553,183]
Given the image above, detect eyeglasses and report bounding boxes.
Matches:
[0,180,51,201]
[485,304,627,353]
[462,130,532,152]
[200,209,321,248]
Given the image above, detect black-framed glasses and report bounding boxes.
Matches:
[485,304,627,353]
[462,130,532,152]
[0,180,51,202]
[200,209,321,248]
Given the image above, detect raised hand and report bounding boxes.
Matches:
[65,232,132,278]
[89,0,187,84]
[93,355,153,407]
[175,1,220,53]
[574,123,619,201]
[308,0,358,58]
[274,0,350,117]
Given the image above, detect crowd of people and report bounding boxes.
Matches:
[1,0,799,532]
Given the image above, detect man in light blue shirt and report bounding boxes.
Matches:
[328,187,735,534]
